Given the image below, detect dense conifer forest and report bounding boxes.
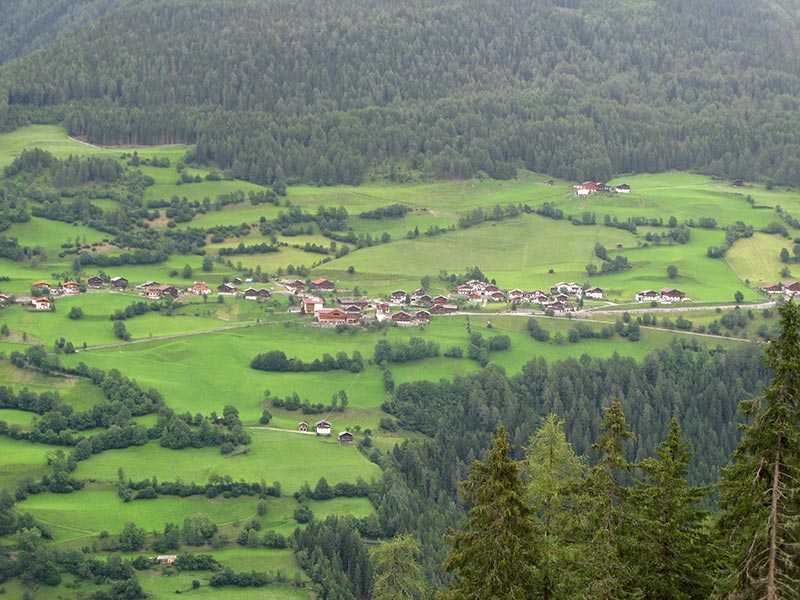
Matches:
[3,0,800,185]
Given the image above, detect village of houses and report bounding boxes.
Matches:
[0,269,703,322]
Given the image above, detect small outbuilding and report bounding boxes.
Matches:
[338,431,354,444]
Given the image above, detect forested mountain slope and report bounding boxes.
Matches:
[3,0,800,185]
[0,0,126,64]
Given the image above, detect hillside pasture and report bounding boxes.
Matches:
[725,232,794,287]
[17,485,260,543]
[0,437,54,491]
[71,429,382,495]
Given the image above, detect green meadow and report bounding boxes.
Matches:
[0,437,55,491]
[18,485,259,543]
[71,430,382,495]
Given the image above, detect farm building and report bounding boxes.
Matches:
[315,420,332,435]
[310,278,335,291]
[338,431,354,444]
[32,297,52,310]
[87,276,104,288]
[298,422,309,432]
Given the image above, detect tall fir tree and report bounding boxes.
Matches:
[634,417,715,600]
[372,534,429,600]
[717,301,800,599]
[524,413,586,600]
[578,399,638,600]
[440,426,539,600]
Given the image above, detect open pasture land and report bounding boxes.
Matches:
[0,437,54,491]
[71,429,382,495]
[0,360,108,410]
[313,214,638,294]
[725,232,794,288]
[17,485,261,543]
[139,575,311,600]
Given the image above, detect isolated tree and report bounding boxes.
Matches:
[68,306,83,319]
[667,264,678,279]
[112,320,130,341]
[717,300,800,599]
[372,534,429,600]
[441,426,539,599]
[524,414,586,599]
[734,290,745,304]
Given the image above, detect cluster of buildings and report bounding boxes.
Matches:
[635,288,688,303]
[573,181,632,196]
[291,277,607,325]
[298,419,353,443]
[763,280,800,298]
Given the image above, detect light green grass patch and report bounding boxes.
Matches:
[306,497,374,521]
[17,485,260,543]
[725,232,793,288]
[138,574,310,600]
[72,430,381,495]
[0,436,53,491]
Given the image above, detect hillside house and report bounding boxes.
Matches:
[111,276,128,289]
[660,288,686,303]
[285,280,305,294]
[415,310,431,322]
[243,287,258,299]
[615,183,631,193]
[156,556,177,565]
[33,281,51,292]
[310,278,335,291]
[391,310,414,324]
[298,421,309,432]
[315,420,332,435]
[764,283,783,295]
[317,308,349,324]
[546,301,567,313]
[62,281,81,294]
[32,297,52,310]
[390,290,408,303]
[430,304,458,315]
[337,297,369,308]
[585,287,603,299]
[217,282,238,295]
[146,285,178,299]
[432,295,449,305]
[782,280,800,297]
[87,276,104,288]
[187,282,212,295]
[338,431,354,444]
[636,290,660,302]
[302,297,325,316]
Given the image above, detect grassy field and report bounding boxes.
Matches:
[71,430,382,495]
[0,436,55,491]
[17,484,261,543]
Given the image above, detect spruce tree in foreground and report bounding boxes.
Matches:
[717,301,800,599]
[524,413,586,599]
[440,426,539,599]
[634,417,714,600]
